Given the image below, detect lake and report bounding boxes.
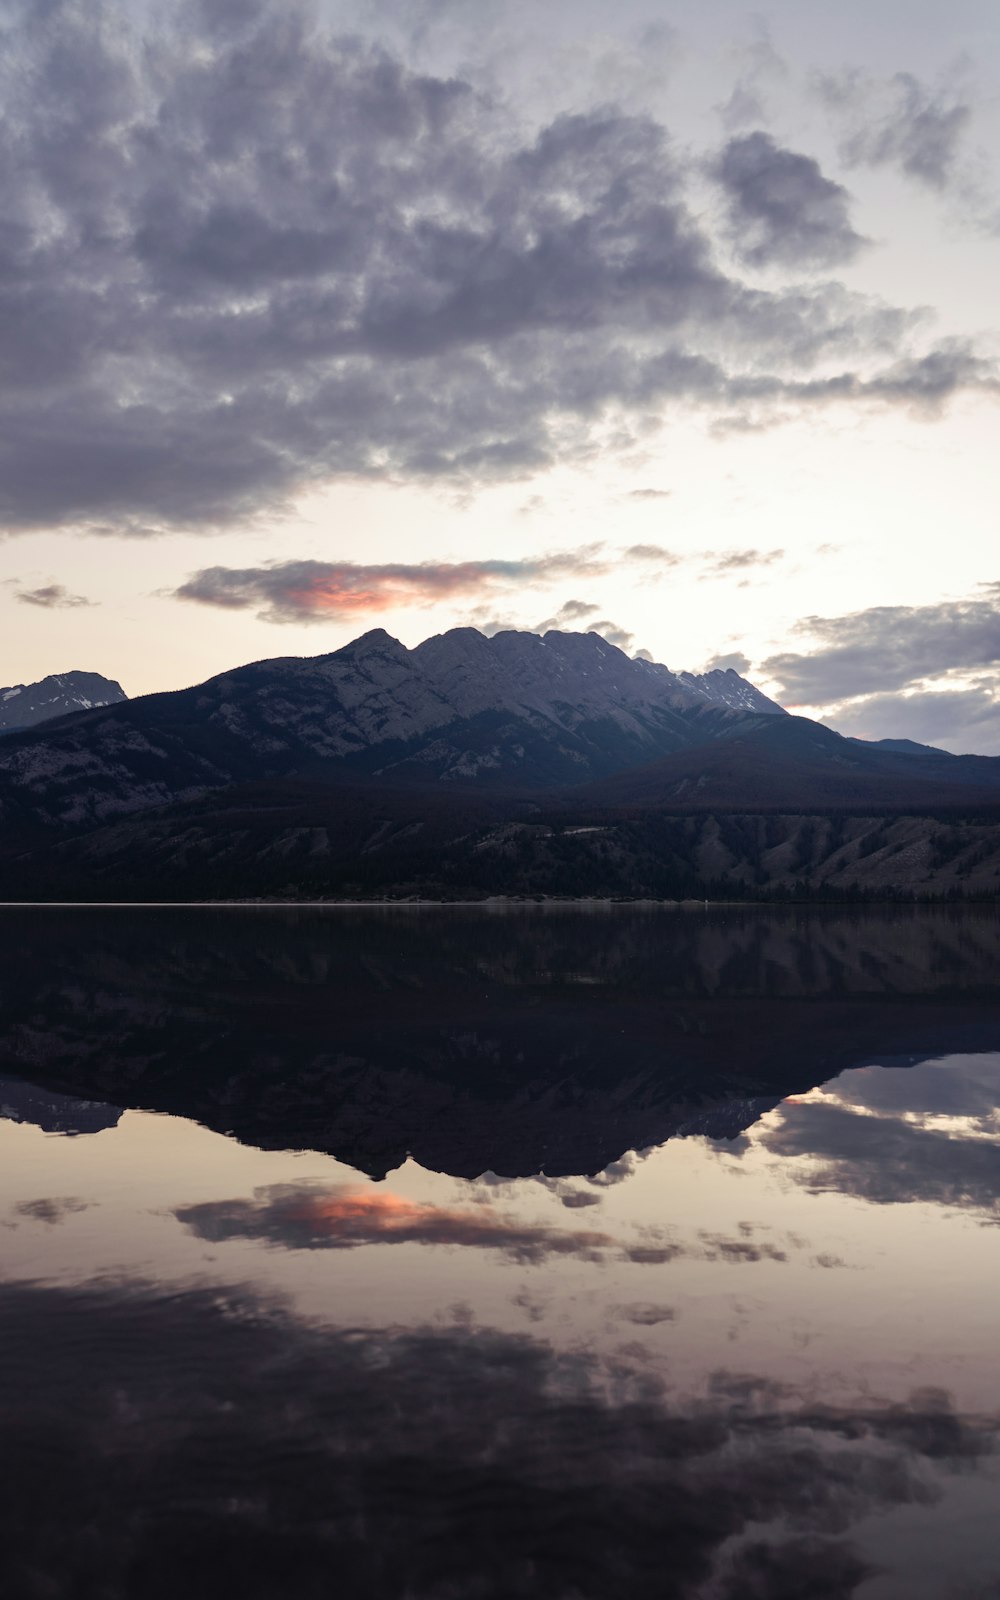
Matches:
[1,905,999,1599]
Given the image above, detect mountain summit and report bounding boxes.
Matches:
[0,671,126,734]
[0,629,782,830]
[1,627,1000,902]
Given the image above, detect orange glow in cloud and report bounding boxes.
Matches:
[277,1186,615,1256]
[173,550,613,624]
[176,1183,616,1262]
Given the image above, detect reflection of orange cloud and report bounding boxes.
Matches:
[177,1184,615,1264]
[287,1187,473,1237]
[177,1185,789,1270]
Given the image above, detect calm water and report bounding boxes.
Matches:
[1,906,999,1599]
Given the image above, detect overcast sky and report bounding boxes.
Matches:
[1,0,999,751]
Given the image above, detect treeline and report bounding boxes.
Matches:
[5,803,1000,903]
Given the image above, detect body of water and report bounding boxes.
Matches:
[1,906,998,1599]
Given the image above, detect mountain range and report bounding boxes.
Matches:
[0,670,126,733]
[0,627,998,900]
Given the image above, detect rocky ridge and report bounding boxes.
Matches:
[0,629,782,832]
[0,671,126,733]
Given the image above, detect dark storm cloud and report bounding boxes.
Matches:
[0,1,994,537]
[760,1099,1000,1221]
[1,1275,993,1600]
[173,548,610,622]
[713,132,867,269]
[823,70,972,191]
[763,590,1000,704]
[15,583,94,609]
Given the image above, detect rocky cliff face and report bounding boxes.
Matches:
[0,629,778,831]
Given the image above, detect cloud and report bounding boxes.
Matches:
[717,22,789,133]
[717,1538,873,1599]
[626,488,672,501]
[173,548,610,622]
[175,1184,796,1269]
[2,1275,993,1598]
[704,651,751,674]
[0,1,993,538]
[535,598,600,625]
[828,687,1000,756]
[616,1303,676,1326]
[707,548,784,575]
[823,70,972,191]
[763,590,1000,704]
[175,1183,616,1263]
[759,1095,1000,1224]
[698,1231,787,1264]
[584,620,634,649]
[713,132,867,269]
[12,1196,91,1225]
[623,543,678,562]
[175,552,653,652]
[836,1056,1000,1136]
[14,583,94,609]
[757,588,1000,753]
[529,601,639,652]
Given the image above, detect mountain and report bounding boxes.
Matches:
[2,627,1000,902]
[0,629,779,833]
[7,769,1000,903]
[564,714,1000,812]
[677,666,785,715]
[0,1076,122,1137]
[0,671,126,733]
[3,905,999,1177]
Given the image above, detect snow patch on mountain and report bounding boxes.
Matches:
[676,668,786,716]
[0,671,127,732]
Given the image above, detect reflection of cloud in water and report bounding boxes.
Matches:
[699,1231,788,1263]
[0,1277,996,1600]
[176,1184,615,1264]
[11,1196,92,1226]
[760,1077,1000,1222]
[836,1056,1000,1135]
[177,1184,814,1271]
[616,1303,677,1326]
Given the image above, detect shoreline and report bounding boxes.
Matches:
[1,895,999,911]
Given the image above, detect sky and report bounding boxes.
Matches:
[1,0,999,751]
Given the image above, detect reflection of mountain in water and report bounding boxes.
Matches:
[1,906,999,1178]
[0,1076,122,1136]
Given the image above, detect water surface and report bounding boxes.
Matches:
[1,906,999,1598]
